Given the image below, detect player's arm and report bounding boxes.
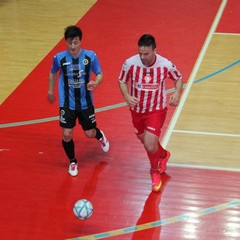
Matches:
[169,77,183,106]
[87,73,103,91]
[95,72,103,86]
[118,60,138,108]
[87,53,104,91]
[47,72,57,103]
[118,81,138,108]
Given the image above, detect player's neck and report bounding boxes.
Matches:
[147,55,156,67]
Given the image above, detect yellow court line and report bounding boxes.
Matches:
[67,199,240,240]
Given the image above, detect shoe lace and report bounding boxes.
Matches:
[99,137,106,147]
[70,163,76,171]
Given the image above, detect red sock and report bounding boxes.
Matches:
[147,142,166,170]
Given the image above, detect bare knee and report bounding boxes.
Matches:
[137,134,156,153]
[62,128,73,142]
[144,143,156,153]
[143,132,158,153]
[84,129,96,138]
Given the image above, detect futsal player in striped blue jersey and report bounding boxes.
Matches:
[47,25,109,176]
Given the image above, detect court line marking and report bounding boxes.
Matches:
[173,129,240,138]
[214,32,240,36]
[66,199,240,240]
[168,162,240,172]
[0,58,239,129]
[161,0,228,149]
[193,58,240,84]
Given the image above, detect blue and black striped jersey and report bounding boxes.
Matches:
[51,49,102,110]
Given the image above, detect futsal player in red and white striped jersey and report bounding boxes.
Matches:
[118,34,183,192]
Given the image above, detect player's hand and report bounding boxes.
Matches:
[87,80,97,91]
[169,92,180,106]
[47,93,56,103]
[126,95,139,108]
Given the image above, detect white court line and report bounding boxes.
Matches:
[168,162,240,173]
[161,0,228,148]
[214,32,240,36]
[173,129,240,138]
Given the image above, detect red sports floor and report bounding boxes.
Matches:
[0,0,240,239]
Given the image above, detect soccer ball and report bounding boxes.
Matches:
[73,199,93,220]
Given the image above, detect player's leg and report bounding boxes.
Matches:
[131,110,162,192]
[78,106,109,152]
[144,109,170,192]
[143,132,163,192]
[60,107,78,176]
[144,132,165,167]
[144,108,170,175]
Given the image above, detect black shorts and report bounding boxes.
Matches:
[59,106,97,130]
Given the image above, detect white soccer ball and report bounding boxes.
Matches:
[73,199,93,220]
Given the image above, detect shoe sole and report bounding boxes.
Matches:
[68,171,78,177]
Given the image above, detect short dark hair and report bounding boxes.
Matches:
[64,25,82,40]
[138,34,156,49]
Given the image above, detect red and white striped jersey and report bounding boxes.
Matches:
[119,54,182,113]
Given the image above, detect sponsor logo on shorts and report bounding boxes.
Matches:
[89,114,96,123]
[60,110,66,123]
[147,126,156,131]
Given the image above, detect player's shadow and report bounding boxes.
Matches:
[68,160,109,235]
[37,161,108,239]
[80,160,108,198]
[131,173,171,240]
